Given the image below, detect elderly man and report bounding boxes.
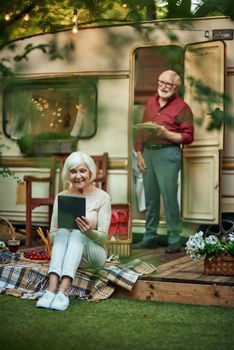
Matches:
[133,70,194,253]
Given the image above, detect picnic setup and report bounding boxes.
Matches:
[0,217,156,303]
[0,214,234,307]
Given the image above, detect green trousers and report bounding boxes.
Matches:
[142,146,182,246]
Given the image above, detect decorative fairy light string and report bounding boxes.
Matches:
[31,96,66,129]
[72,8,79,34]
[4,8,79,33]
[4,3,128,31]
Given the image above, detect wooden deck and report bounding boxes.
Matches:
[114,247,234,307]
[12,235,234,307]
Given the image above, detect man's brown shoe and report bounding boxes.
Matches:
[165,245,181,254]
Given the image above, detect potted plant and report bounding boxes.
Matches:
[185,225,234,276]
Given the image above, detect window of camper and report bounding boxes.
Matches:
[3,77,97,140]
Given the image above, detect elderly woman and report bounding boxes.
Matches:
[36,151,111,311]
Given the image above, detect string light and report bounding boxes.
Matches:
[23,14,30,21]
[4,13,11,21]
[72,25,78,34]
[72,8,78,23]
[4,9,81,31]
[31,96,69,129]
[4,12,30,22]
[72,8,79,34]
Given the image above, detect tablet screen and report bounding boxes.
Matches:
[58,195,86,229]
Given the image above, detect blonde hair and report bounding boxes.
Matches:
[62,151,96,184]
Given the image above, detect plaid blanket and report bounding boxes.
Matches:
[0,258,156,301]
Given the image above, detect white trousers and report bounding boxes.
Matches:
[48,229,107,279]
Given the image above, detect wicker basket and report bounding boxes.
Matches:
[106,239,132,256]
[106,203,132,256]
[204,254,234,276]
[0,216,16,240]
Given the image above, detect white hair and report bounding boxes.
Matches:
[159,70,181,86]
[61,151,97,183]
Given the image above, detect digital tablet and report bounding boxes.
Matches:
[58,195,86,229]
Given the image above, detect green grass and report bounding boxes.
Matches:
[0,295,233,350]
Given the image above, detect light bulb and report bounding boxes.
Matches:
[72,15,78,23]
[5,14,11,21]
[72,25,78,34]
[24,14,30,21]
[72,8,78,23]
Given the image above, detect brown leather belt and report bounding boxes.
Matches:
[144,144,179,150]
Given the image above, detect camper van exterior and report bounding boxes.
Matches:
[0,16,234,237]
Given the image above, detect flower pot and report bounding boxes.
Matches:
[204,254,234,276]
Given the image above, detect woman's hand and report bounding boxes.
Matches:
[75,216,92,234]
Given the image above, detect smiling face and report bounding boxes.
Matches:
[157,70,180,100]
[68,163,91,192]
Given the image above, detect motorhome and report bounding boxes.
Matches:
[0,16,234,240]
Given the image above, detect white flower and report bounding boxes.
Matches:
[194,231,204,239]
[185,231,206,259]
[205,235,219,245]
[228,232,234,242]
[197,240,205,249]
[186,229,233,260]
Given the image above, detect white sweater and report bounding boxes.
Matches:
[49,188,111,248]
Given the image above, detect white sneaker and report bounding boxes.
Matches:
[36,290,56,308]
[51,291,70,311]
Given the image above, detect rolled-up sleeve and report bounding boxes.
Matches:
[177,105,194,145]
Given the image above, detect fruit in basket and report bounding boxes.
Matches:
[23,248,50,261]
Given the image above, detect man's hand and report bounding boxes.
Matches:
[137,152,147,174]
[155,125,167,138]
[155,125,182,143]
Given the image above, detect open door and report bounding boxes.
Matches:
[182,41,225,224]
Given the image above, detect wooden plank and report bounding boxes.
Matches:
[130,251,169,265]
[157,272,234,286]
[140,258,234,286]
[163,260,216,283]
[155,259,196,277]
[140,256,199,280]
[169,265,234,285]
[156,255,193,271]
[158,257,234,284]
[208,274,234,284]
[131,247,184,263]
[113,280,234,307]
